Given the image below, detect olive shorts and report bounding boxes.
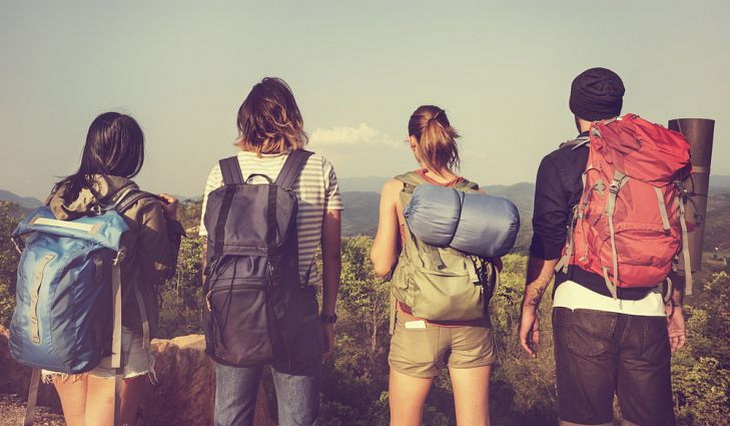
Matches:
[388,312,499,378]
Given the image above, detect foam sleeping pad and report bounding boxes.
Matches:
[404,184,520,258]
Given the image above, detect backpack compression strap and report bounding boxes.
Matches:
[22,369,41,426]
[111,248,125,426]
[275,150,314,190]
[110,189,157,426]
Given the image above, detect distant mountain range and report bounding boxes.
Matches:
[339,177,389,193]
[0,190,42,209]
[710,175,730,194]
[2,175,729,254]
[340,181,537,250]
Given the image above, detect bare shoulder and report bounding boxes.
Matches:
[381,178,403,195]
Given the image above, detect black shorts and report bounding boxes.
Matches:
[552,307,675,426]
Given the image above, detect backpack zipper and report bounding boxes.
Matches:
[29,253,55,345]
[205,283,267,311]
[268,260,293,370]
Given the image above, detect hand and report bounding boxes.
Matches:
[158,193,179,221]
[666,304,686,352]
[492,257,504,273]
[321,322,335,362]
[519,305,540,358]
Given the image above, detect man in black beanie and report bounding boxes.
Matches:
[569,67,625,121]
[518,67,684,426]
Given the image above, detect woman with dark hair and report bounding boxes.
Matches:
[43,112,184,425]
[199,77,343,426]
[371,105,498,426]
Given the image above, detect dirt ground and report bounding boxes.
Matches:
[0,394,65,426]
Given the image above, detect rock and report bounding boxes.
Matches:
[141,334,275,426]
[1,326,275,426]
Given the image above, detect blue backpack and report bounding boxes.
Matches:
[9,188,154,426]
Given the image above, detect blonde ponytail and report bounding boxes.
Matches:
[408,105,460,173]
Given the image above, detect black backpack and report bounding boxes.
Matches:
[203,150,319,369]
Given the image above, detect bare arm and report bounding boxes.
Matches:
[320,209,341,360]
[519,256,558,357]
[523,256,558,308]
[666,272,686,352]
[370,179,403,278]
[321,209,342,316]
[519,154,570,357]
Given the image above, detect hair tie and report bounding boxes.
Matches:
[429,109,444,126]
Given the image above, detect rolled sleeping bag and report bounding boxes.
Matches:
[404,184,520,258]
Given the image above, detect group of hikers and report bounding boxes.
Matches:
[8,66,691,426]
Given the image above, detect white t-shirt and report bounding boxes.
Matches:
[553,280,666,317]
[199,150,344,285]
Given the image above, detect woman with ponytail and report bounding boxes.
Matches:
[371,105,498,426]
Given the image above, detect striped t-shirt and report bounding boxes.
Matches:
[199,150,344,286]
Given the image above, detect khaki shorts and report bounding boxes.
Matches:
[42,326,154,382]
[388,312,499,378]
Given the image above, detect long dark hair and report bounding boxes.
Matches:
[55,112,145,202]
[236,77,308,155]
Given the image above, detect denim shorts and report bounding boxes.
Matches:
[552,307,674,426]
[42,326,154,382]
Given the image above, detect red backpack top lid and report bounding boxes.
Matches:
[591,114,691,184]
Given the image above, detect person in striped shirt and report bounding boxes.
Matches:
[199,77,343,426]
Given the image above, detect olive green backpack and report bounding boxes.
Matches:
[390,172,498,326]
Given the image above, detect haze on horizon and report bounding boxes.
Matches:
[2,0,729,200]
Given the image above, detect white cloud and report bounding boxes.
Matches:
[309,123,403,148]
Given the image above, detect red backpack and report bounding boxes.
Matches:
[557,114,693,297]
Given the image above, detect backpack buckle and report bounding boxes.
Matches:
[267,257,281,283]
[112,247,126,266]
[11,236,24,254]
[205,290,213,311]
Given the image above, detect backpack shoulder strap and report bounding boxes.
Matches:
[560,136,590,150]
[394,171,426,193]
[112,189,159,214]
[393,171,451,270]
[219,156,245,186]
[275,150,313,190]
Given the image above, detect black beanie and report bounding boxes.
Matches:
[569,67,625,121]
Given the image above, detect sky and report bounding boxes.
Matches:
[1,0,729,200]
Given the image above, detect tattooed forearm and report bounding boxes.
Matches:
[522,256,558,309]
[527,286,546,306]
